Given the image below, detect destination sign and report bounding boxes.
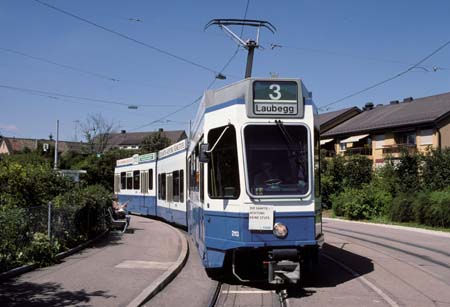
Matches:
[247,80,304,118]
[158,140,186,159]
[117,153,156,166]
[139,153,156,163]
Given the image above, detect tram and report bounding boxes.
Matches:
[114,77,322,284]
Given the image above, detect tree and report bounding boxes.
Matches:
[72,149,132,190]
[140,132,171,153]
[81,114,117,154]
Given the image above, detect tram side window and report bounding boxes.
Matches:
[173,170,180,202]
[160,173,166,200]
[158,174,161,199]
[207,125,240,199]
[314,128,321,198]
[133,170,140,190]
[126,172,133,190]
[189,150,199,192]
[121,172,126,190]
[200,163,204,202]
[148,169,153,191]
[180,170,184,203]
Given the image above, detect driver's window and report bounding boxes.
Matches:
[207,125,240,199]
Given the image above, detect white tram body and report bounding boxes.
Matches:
[114,140,187,226]
[156,140,187,226]
[114,77,322,284]
[114,152,157,216]
[188,78,323,283]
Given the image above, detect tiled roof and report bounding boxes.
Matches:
[107,130,187,146]
[316,107,360,127]
[5,138,37,152]
[1,137,85,153]
[322,92,450,137]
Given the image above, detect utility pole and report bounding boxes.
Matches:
[54,120,59,170]
[73,120,80,142]
[205,19,276,78]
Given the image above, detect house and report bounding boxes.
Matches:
[105,129,187,150]
[317,107,361,156]
[0,137,85,155]
[321,92,450,166]
[317,107,361,134]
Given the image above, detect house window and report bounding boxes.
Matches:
[339,142,347,151]
[374,135,385,149]
[419,129,433,145]
[395,132,416,145]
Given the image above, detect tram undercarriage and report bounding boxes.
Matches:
[207,245,319,285]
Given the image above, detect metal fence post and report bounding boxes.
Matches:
[48,201,52,240]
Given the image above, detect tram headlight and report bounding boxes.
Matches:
[273,222,288,238]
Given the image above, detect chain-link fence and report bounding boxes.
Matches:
[0,203,108,273]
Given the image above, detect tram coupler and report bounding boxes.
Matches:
[267,249,300,284]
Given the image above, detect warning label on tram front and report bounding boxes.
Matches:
[249,205,274,231]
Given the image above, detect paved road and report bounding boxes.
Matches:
[287,218,450,307]
[2,216,449,307]
[145,234,217,307]
[0,216,183,307]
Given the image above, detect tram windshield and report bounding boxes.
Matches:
[244,125,309,196]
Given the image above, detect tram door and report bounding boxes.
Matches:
[166,173,174,222]
[140,171,148,215]
[199,162,205,243]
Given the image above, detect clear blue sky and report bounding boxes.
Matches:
[1,0,449,141]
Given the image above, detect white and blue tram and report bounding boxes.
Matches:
[114,77,322,284]
[114,140,187,226]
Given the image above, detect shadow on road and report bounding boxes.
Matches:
[0,280,115,306]
[217,242,374,299]
[287,242,374,298]
[89,230,126,249]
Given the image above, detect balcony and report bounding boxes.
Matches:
[343,147,372,156]
[382,144,417,155]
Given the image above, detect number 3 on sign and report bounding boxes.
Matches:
[269,84,281,100]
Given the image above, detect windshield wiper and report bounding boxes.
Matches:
[275,120,305,166]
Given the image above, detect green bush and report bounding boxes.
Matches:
[0,205,27,272]
[71,149,132,190]
[423,189,450,227]
[389,193,415,222]
[0,158,72,207]
[332,183,391,220]
[321,154,372,209]
[53,185,110,239]
[373,163,398,197]
[394,151,420,193]
[411,192,429,224]
[320,174,335,209]
[332,188,368,220]
[421,148,450,191]
[342,155,372,188]
[24,232,60,266]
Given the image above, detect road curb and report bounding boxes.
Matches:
[126,224,189,307]
[323,217,450,238]
[0,229,109,282]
